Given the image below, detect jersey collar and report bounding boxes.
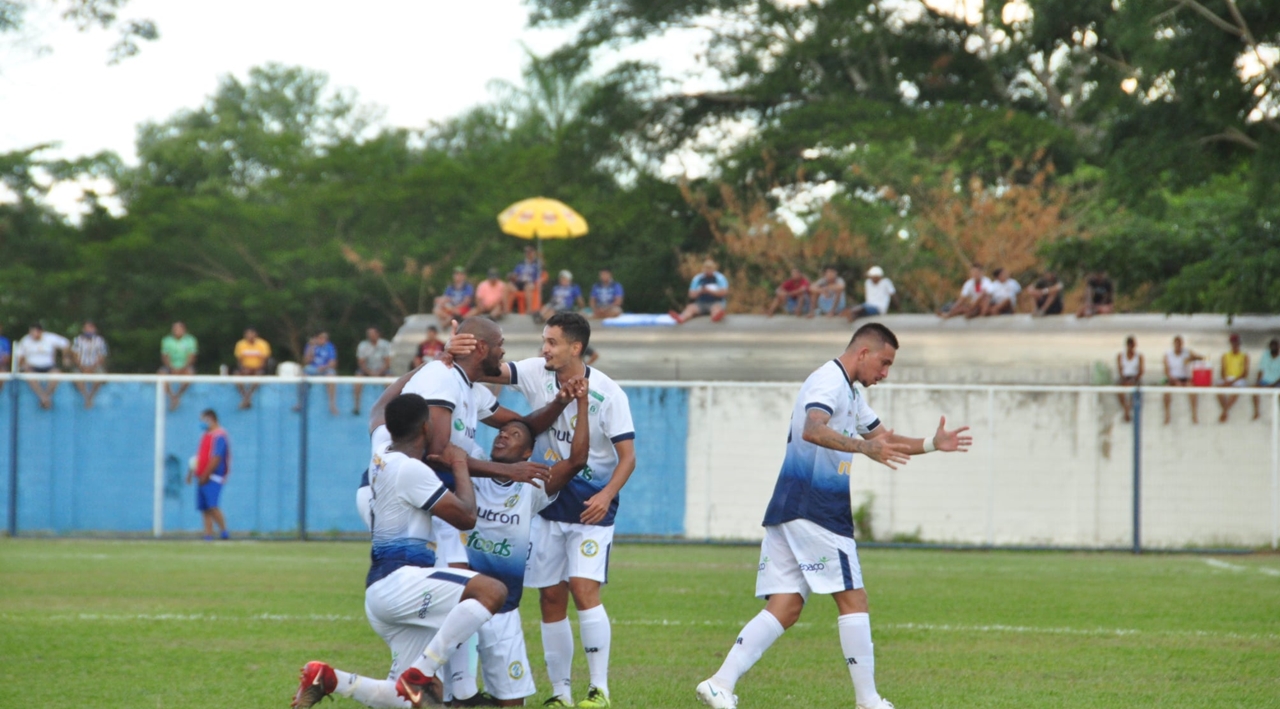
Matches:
[832,358,853,386]
[453,365,472,387]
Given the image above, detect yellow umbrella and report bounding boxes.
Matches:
[497,197,589,239]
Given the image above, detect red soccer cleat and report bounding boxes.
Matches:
[291,661,337,708]
[395,668,444,707]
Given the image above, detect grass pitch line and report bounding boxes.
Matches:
[1203,558,1280,576]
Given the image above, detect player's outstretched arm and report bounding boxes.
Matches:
[581,438,635,525]
[426,445,478,530]
[865,416,972,455]
[368,364,425,435]
[803,408,912,469]
[547,382,592,495]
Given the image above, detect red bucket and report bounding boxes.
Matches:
[1191,364,1213,387]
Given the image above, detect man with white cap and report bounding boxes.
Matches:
[845,266,896,322]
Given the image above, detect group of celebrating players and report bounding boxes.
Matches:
[290,313,970,709]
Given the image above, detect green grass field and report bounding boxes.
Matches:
[1,540,1278,709]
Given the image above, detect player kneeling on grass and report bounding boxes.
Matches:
[696,323,972,709]
[293,393,506,709]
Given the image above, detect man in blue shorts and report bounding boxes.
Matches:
[187,409,230,540]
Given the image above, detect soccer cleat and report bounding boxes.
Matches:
[857,699,896,709]
[291,661,337,709]
[695,679,737,709]
[451,690,500,707]
[541,696,574,707]
[395,668,444,707]
[576,686,610,708]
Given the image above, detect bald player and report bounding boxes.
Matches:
[696,323,972,709]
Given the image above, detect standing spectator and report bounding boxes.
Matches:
[1116,336,1144,422]
[412,325,444,369]
[233,327,271,410]
[352,326,392,415]
[187,409,231,541]
[1254,338,1280,420]
[590,268,626,319]
[434,267,475,327]
[766,267,810,317]
[0,324,10,393]
[1077,271,1115,318]
[69,320,109,409]
[807,265,847,318]
[1162,335,1204,425]
[473,268,509,320]
[1217,333,1250,423]
[160,322,199,411]
[940,264,992,319]
[671,258,729,324]
[846,266,896,321]
[303,331,339,416]
[1026,271,1065,316]
[538,269,585,323]
[507,245,544,314]
[16,323,69,409]
[982,268,1022,316]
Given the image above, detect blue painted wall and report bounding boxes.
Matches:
[3,379,688,537]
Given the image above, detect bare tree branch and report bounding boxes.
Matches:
[1170,0,1243,36]
[1198,128,1261,150]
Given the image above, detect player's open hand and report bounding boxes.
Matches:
[861,430,912,470]
[933,416,972,452]
[443,321,476,367]
[580,490,613,525]
[504,461,551,485]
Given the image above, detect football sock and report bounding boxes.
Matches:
[444,634,479,700]
[333,670,408,708]
[542,618,575,702]
[712,609,786,692]
[838,612,880,708]
[578,605,612,696]
[411,599,493,677]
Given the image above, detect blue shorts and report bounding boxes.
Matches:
[859,303,882,315]
[816,293,847,314]
[197,481,223,511]
[784,295,808,314]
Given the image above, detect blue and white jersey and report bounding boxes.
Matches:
[365,425,449,588]
[762,360,881,538]
[508,358,635,527]
[463,478,556,613]
[403,361,499,488]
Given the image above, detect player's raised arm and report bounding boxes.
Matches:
[862,416,972,456]
[425,444,478,530]
[369,364,425,435]
[546,378,591,495]
[801,408,912,470]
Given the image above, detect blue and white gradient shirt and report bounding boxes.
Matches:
[762,359,881,538]
[365,425,448,588]
[508,358,635,527]
[403,361,499,488]
[464,478,555,612]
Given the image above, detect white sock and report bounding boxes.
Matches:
[443,634,479,701]
[711,610,786,692]
[411,599,493,677]
[542,618,575,702]
[333,670,410,708]
[578,605,612,695]
[838,613,880,707]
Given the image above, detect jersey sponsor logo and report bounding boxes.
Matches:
[453,418,477,439]
[453,419,465,431]
[549,427,574,443]
[580,540,600,557]
[416,592,433,619]
[478,506,521,526]
[847,657,858,665]
[838,461,853,476]
[758,555,770,572]
[465,531,513,557]
[579,465,594,481]
[589,390,605,402]
[798,556,829,572]
[542,448,564,463]
[508,661,525,680]
[584,646,600,653]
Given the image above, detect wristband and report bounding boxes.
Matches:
[923,436,937,453]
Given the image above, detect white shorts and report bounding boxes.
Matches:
[755,519,863,600]
[364,565,478,679]
[477,608,536,700]
[433,518,471,566]
[525,517,614,588]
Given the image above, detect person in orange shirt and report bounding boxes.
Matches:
[473,268,509,320]
[234,327,271,409]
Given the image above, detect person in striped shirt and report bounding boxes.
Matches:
[70,320,109,409]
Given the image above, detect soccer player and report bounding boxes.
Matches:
[695,323,972,709]
[292,387,505,709]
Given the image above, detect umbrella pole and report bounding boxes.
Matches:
[537,235,544,310]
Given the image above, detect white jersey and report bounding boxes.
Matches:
[988,278,1022,304]
[960,277,994,301]
[464,478,556,612]
[508,359,635,526]
[762,359,881,539]
[1120,351,1141,378]
[1165,349,1192,379]
[365,425,449,588]
[403,361,499,481]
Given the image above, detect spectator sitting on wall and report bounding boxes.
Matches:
[0,324,11,394]
[187,408,231,541]
[939,264,992,320]
[981,268,1022,316]
[766,266,810,317]
[434,267,475,328]
[1255,338,1280,421]
[473,268,509,320]
[1217,333,1250,423]
[590,268,625,319]
[1077,271,1115,318]
[1026,271,1065,316]
[507,245,543,314]
[846,265,896,322]
[1116,335,1144,422]
[16,323,69,409]
[807,265,847,318]
[412,325,444,369]
[160,321,198,411]
[671,258,729,324]
[303,330,339,416]
[352,326,392,416]
[1163,335,1204,425]
[70,320,109,409]
[538,269,585,324]
[233,327,271,410]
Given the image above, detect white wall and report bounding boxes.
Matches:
[684,383,1279,548]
